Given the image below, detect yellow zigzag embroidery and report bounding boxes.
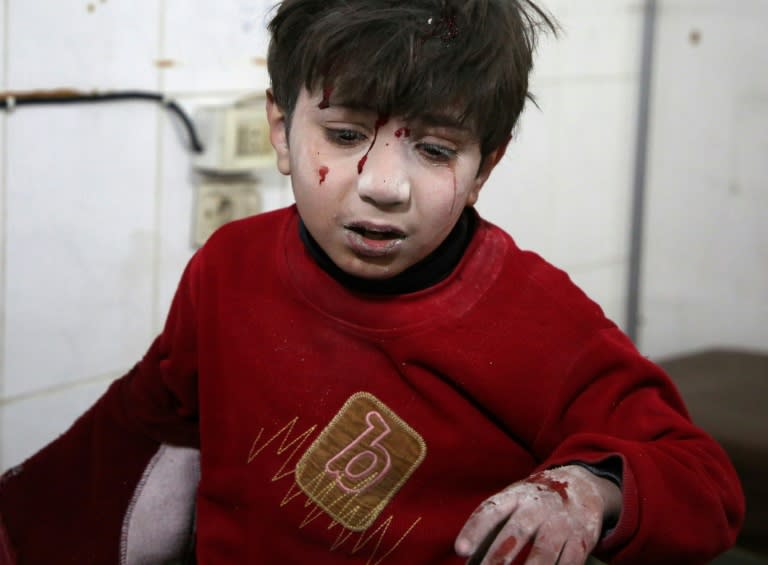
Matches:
[246,397,425,565]
[246,417,317,482]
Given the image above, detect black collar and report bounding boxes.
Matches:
[298,208,477,295]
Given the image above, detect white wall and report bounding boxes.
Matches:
[0,0,291,471]
[0,0,645,471]
[639,0,768,358]
[478,0,643,332]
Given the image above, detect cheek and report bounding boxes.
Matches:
[417,164,476,220]
[415,166,457,208]
[290,138,325,190]
[411,170,463,239]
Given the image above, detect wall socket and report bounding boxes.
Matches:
[194,177,261,246]
[192,101,275,174]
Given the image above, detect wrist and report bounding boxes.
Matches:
[562,465,622,530]
[588,470,622,530]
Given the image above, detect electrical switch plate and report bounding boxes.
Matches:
[193,178,262,246]
[192,100,274,173]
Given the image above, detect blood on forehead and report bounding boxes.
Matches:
[313,77,474,136]
[317,85,334,110]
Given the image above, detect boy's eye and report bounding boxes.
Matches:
[324,128,366,146]
[417,142,457,163]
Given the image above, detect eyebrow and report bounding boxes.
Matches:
[320,97,474,136]
[329,102,469,129]
[413,112,471,133]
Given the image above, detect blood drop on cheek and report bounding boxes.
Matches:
[318,166,329,184]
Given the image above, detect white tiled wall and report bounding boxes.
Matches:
[1,0,648,471]
[4,105,158,397]
[0,0,283,471]
[7,1,159,90]
[1,1,9,465]
[640,0,768,358]
[163,0,272,93]
[479,0,644,327]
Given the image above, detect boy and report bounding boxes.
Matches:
[0,0,744,563]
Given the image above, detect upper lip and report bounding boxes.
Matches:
[344,221,407,238]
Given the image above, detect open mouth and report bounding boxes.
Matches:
[345,224,406,241]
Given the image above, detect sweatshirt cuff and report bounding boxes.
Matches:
[594,455,638,554]
[561,455,637,550]
[0,511,17,565]
[570,456,623,490]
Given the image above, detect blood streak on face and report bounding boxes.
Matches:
[318,166,329,184]
[357,115,389,174]
[394,127,411,138]
[357,155,368,175]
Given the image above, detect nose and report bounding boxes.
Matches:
[356,137,411,208]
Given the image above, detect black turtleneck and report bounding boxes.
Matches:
[298,208,477,295]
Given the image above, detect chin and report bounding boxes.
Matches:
[342,257,405,280]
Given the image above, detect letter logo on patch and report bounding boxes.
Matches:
[295,392,426,531]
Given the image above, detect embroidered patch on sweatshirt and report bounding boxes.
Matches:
[295,392,427,531]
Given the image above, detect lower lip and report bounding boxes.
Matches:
[344,229,405,257]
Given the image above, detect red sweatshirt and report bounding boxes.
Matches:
[0,205,744,564]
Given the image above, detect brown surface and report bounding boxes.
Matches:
[658,349,768,556]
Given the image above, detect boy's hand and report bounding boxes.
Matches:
[455,465,620,565]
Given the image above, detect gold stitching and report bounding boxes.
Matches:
[246,397,426,563]
[295,392,427,532]
[367,517,422,565]
[246,417,317,482]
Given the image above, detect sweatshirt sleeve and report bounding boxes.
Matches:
[0,254,202,565]
[532,327,745,565]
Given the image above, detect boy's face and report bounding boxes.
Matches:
[267,88,503,280]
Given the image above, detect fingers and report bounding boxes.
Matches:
[477,532,535,565]
[458,491,541,565]
[473,527,592,565]
[464,518,511,565]
[556,537,592,565]
[456,467,604,565]
[477,522,558,565]
[456,490,520,557]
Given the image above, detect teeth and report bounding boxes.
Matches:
[365,230,390,240]
[348,226,403,240]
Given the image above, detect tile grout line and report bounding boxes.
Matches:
[0,0,9,469]
[0,370,122,408]
[152,0,167,334]
[0,0,8,392]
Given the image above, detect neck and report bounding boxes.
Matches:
[298,208,477,295]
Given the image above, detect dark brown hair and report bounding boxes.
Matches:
[267,0,556,156]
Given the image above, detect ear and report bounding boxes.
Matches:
[265,89,291,175]
[466,135,511,206]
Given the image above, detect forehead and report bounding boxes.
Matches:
[303,86,478,137]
